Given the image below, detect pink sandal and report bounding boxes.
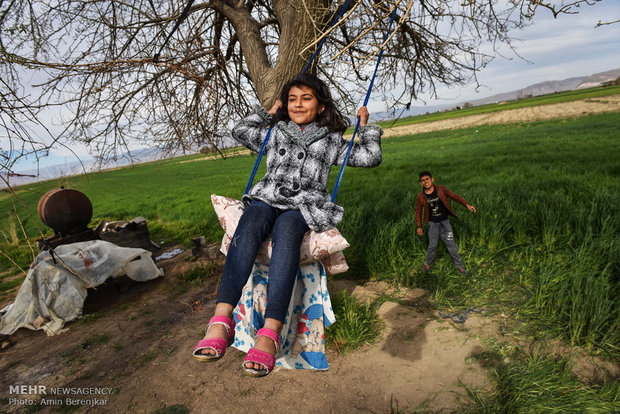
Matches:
[243,327,281,377]
[192,315,235,362]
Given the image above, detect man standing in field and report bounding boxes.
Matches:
[415,171,476,275]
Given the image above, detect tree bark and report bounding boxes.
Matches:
[213,0,330,107]
[210,0,272,102]
[260,0,330,106]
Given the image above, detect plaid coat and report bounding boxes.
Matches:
[232,106,383,232]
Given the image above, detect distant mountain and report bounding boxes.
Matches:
[576,69,620,89]
[461,68,620,107]
[374,68,620,120]
[1,148,167,189]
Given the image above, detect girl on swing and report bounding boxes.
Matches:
[193,73,382,376]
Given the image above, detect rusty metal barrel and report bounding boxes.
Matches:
[37,189,93,235]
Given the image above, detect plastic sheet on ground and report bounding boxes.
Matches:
[0,240,163,336]
[155,248,184,261]
[437,307,487,323]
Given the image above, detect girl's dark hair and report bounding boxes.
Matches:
[274,74,350,133]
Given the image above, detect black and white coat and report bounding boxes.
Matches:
[231,106,383,232]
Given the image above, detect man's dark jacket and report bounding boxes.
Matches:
[415,185,469,228]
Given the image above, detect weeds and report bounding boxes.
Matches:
[0,213,19,244]
[326,290,382,354]
[239,387,254,397]
[86,334,110,346]
[59,349,86,367]
[0,242,32,283]
[0,275,26,292]
[75,312,104,325]
[151,405,190,414]
[145,318,168,335]
[59,334,110,367]
[134,350,158,367]
[180,263,217,286]
[464,347,620,413]
[167,263,219,296]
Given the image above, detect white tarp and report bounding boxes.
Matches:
[0,240,163,336]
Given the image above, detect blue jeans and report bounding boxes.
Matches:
[216,200,309,323]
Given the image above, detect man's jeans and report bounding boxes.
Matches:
[216,200,309,323]
[425,219,464,269]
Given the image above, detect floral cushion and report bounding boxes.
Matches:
[212,195,349,274]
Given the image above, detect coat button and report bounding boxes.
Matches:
[279,148,286,156]
[297,152,304,159]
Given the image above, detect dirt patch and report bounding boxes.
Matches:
[0,249,493,413]
[0,272,26,308]
[383,94,620,138]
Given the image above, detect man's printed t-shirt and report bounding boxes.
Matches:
[425,188,450,222]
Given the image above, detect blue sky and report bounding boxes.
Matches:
[9,1,620,172]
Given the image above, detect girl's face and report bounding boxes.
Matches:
[287,85,325,125]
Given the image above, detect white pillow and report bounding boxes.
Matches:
[212,194,349,274]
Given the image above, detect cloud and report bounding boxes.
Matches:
[417,2,620,104]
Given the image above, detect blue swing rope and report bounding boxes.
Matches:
[330,5,398,202]
[245,3,398,199]
[244,0,354,195]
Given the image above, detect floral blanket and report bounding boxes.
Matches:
[232,262,335,370]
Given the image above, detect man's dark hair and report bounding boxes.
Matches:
[419,171,432,180]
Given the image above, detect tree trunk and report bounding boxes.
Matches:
[259,0,331,107]
[214,0,330,108]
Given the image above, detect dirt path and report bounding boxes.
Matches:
[383,94,620,138]
[2,96,619,413]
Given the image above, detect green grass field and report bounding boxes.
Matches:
[1,94,619,411]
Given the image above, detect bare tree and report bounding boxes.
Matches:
[0,0,604,172]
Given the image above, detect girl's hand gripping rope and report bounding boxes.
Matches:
[268,100,283,116]
[357,106,369,126]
